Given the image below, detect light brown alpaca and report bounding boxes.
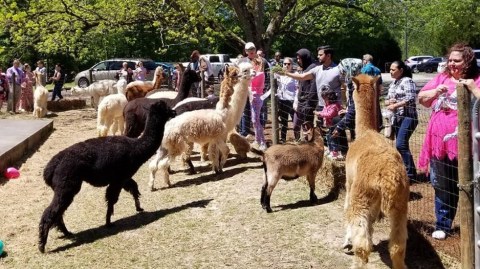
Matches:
[343,74,409,269]
[125,66,164,101]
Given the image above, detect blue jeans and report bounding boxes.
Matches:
[430,157,459,232]
[278,99,294,141]
[239,98,252,137]
[392,115,418,180]
[51,83,64,101]
[327,116,348,154]
[261,97,268,128]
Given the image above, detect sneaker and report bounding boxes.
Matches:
[432,230,446,240]
[259,143,267,151]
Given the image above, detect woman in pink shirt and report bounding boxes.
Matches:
[418,43,480,240]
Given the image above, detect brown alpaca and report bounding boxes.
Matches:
[125,67,164,101]
[217,65,239,110]
[343,74,409,269]
[228,132,250,159]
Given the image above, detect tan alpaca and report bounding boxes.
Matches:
[124,67,164,101]
[33,72,49,118]
[343,74,409,269]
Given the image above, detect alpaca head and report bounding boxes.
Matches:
[71,86,86,96]
[301,122,323,146]
[238,62,253,80]
[154,66,164,80]
[351,74,380,105]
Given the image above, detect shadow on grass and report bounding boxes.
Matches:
[274,190,338,212]
[170,164,261,189]
[49,199,213,253]
[374,221,446,269]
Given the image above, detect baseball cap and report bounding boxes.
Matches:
[244,42,256,50]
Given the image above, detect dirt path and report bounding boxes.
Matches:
[0,105,459,268]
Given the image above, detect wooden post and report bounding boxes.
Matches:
[457,83,475,269]
[200,72,205,98]
[7,73,16,113]
[270,70,278,145]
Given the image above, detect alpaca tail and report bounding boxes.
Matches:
[43,155,61,188]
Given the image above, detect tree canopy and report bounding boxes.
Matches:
[0,0,479,71]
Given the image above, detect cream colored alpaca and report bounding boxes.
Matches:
[33,72,49,118]
[343,74,409,269]
[97,94,128,137]
[124,66,164,101]
[148,63,252,190]
[71,79,118,110]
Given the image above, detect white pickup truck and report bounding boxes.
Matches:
[183,54,232,80]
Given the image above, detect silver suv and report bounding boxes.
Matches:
[74,58,156,88]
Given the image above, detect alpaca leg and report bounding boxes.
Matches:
[148,150,163,191]
[218,140,230,171]
[388,205,408,269]
[56,217,73,237]
[118,116,125,135]
[184,142,195,175]
[105,183,123,226]
[349,211,373,269]
[38,181,81,253]
[110,117,119,135]
[201,143,209,162]
[260,169,268,208]
[122,178,144,212]
[307,173,318,204]
[208,143,221,174]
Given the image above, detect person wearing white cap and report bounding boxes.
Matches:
[237,42,268,151]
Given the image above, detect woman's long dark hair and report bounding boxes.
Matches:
[444,42,479,79]
[391,60,412,79]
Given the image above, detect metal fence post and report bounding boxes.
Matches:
[270,70,278,145]
[200,72,205,98]
[457,83,475,269]
[7,73,16,113]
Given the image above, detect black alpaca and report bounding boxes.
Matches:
[123,68,201,138]
[38,101,175,253]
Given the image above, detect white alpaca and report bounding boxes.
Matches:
[115,79,128,95]
[97,94,128,137]
[147,63,252,190]
[33,72,49,118]
[71,80,118,110]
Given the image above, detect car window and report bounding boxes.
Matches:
[142,61,157,70]
[126,62,136,70]
[109,61,123,70]
[475,52,480,59]
[222,55,230,62]
[93,62,108,71]
[209,56,220,63]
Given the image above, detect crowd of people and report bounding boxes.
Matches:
[232,41,479,241]
[0,59,66,113]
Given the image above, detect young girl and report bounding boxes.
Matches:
[314,85,343,160]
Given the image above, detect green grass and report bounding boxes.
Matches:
[45,82,75,92]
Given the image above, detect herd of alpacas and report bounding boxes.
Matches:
[36,65,408,269]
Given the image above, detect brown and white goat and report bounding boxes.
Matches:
[260,122,324,213]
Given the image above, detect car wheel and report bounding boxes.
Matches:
[413,66,419,73]
[425,67,433,73]
[78,77,89,88]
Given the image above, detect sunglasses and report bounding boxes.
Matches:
[283,63,291,66]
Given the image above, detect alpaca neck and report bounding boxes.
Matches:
[138,114,165,155]
[230,80,249,116]
[152,73,163,90]
[174,72,195,102]
[354,94,378,135]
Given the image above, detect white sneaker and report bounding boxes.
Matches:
[259,143,267,151]
[432,230,446,240]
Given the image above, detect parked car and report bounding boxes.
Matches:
[405,55,434,72]
[416,57,445,73]
[74,58,156,88]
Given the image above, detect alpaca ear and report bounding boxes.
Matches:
[352,76,359,89]
[225,65,230,77]
[371,75,380,87]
